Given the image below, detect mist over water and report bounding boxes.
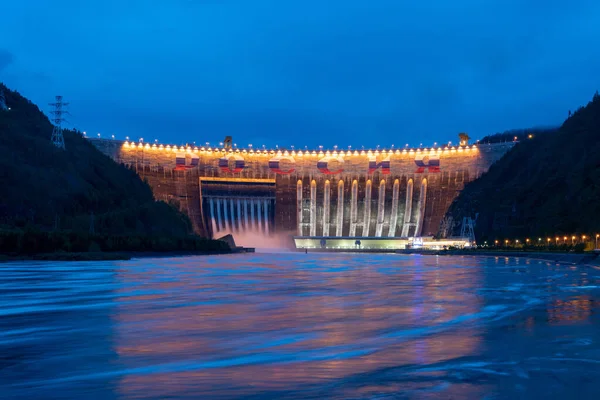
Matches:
[2,254,600,399]
[216,230,296,250]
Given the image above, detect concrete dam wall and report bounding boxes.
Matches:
[90,138,512,240]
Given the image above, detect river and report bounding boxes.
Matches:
[1,253,600,399]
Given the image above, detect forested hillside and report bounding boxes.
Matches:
[0,83,193,238]
[478,127,557,144]
[447,92,600,241]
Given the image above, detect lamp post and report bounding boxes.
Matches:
[596,234,599,250]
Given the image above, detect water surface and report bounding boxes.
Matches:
[2,253,600,399]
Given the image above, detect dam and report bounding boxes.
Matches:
[89,138,512,241]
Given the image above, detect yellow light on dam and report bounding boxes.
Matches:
[115,137,483,158]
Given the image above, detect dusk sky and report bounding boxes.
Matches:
[1,0,600,148]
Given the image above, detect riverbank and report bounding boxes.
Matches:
[0,248,255,263]
[0,252,132,262]
[296,247,600,265]
[0,230,258,262]
[427,249,600,265]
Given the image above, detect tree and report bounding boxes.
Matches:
[445,91,600,240]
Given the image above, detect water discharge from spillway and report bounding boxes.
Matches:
[209,194,283,249]
[323,180,331,237]
[209,173,434,249]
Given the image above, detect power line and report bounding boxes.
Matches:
[49,95,69,150]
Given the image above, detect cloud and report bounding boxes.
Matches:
[1,0,600,147]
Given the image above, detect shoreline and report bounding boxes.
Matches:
[296,248,600,265]
[0,248,253,263]
[439,250,600,265]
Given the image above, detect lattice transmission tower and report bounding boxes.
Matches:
[49,96,69,149]
[460,216,476,242]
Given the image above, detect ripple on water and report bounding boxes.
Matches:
[1,254,600,399]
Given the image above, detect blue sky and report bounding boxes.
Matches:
[1,0,600,148]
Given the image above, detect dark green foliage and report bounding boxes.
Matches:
[0,83,221,253]
[447,92,600,241]
[0,229,229,255]
[479,127,557,144]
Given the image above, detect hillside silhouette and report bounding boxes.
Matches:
[447,92,600,241]
[478,127,558,144]
[0,83,195,238]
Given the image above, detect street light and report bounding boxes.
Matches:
[572,235,576,245]
[596,234,599,249]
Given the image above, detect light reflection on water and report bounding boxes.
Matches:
[1,253,600,399]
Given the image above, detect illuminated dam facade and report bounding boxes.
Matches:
[90,139,513,240]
